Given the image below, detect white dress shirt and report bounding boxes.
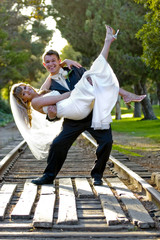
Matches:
[51,68,70,90]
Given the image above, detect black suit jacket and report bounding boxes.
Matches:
[47,66,93,122]
[49,66,86,93]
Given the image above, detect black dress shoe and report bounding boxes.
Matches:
[31,174,54,185]
[93,175,103,186]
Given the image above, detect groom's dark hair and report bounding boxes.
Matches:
[42,49,60,62]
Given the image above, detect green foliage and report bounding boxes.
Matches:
[0,111,13,127]
[0,0,53,95]
[49,0,99,66]
[49,0,156,84]
[84,0,149,86]
[0,97,11,114]
[49,0,158,119]
[60,44,82,65]
[0,94,13,126]
[16,0,47,20]
[134,0,160,70]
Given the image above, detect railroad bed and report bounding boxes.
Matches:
[0,133,160,239]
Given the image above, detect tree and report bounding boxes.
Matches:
[60,44,82,65]
[79,0,157,119]
[0,1,30,95]
[45,0,157,119]
[49,0,99,66]
[0,0,53,94]
[115,96,121,120]
[134,0,160,107]
[134,0,160,70]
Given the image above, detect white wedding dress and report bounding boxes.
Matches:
[43,54,119,130]
[10,54,119,160]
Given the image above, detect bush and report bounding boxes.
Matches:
[0,111,13,126]
[0,97,13,126]
[0,98,11,114]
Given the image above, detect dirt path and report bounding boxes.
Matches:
[0,122,20,148]
[1,122,160,173]
[112,131,160,173]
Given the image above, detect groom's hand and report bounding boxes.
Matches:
[60,59,82,69]
[48,105,57,120]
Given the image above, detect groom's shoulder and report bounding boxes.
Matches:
[63,66,86,72]
[64,66,86,77]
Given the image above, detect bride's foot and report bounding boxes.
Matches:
[122,93,146,104]
[105,25,119,42]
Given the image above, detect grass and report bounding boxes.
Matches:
[112,105,160,142]
[112,117,160,142]
[112,144,144,157]
[111,105,160,156]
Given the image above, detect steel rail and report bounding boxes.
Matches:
[82,131,160,208]
[0,140,26,178]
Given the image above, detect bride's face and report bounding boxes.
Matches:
[20,85,35,103]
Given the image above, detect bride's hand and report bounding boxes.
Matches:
[48,105,57,120]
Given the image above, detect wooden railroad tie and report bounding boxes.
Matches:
[0,177,156,229]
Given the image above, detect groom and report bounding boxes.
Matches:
[31,49,113,186]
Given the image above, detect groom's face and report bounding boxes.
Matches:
[43,54,61,75]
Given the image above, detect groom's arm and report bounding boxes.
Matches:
[40,59,82,91]
[46,64,86,121]
[47,66,86,121]
[40,75,51,91]
[60,59,82,69]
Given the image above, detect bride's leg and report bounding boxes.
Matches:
[86,25,117,87]
[119,88,146,103]
[101,26,146,104]
[101,25,117,60]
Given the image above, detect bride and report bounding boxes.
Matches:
[10,26,145,160]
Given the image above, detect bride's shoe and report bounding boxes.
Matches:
[113,29,119,39]
[123,94,146,104]
[105,25,119,41]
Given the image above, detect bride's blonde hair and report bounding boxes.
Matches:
[12,83,50,127]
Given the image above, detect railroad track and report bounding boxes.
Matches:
[0,131,160,239]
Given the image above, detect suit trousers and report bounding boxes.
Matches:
[43,113,113,179]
